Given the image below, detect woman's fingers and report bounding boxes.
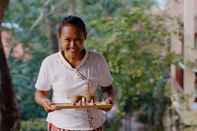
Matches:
[81,96,86,106]
[73,96,82,105]
[99,99,113,112]
[105,97,113,104]
[88,96,95,105]
[41,99,56,112]
[73,96,96,106]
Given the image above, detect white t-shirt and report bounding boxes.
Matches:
[35,50,113,130]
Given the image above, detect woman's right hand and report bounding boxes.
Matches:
[35,90,56,112]
[40,98,56,112]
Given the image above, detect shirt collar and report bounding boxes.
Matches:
[58,49,89,70]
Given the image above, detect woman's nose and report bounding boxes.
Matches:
[70,40,75,47]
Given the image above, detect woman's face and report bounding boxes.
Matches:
[59,25,85,58]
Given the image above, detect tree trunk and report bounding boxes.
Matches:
[43,0,59,52]
[45,18,59,52]
[0,0,20,130]
[68,0,76,15]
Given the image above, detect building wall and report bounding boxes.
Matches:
[167,0,197,96]
[184,0,196,95]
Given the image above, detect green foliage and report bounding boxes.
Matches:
[8,47,50,119]
[104,118,120,131]
[128,0,158,8]
[86,8,175,125]
[21,119,46,131]
[4,0,55,120]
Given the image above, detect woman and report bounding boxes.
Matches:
[35,16,115,131]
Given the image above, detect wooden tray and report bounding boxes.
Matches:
[51,103,112,110]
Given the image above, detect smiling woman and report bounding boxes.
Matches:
[34,16,115,131]
[59,23,86,66]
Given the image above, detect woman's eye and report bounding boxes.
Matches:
[75,39,82,43]
[75,40,80,43]
[64,39,70,42]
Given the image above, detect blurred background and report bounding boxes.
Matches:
[0,0,197,131]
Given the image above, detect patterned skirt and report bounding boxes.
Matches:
[48,123,103,131]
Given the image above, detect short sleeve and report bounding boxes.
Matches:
[35,59,52,91]
[98,54,113,87]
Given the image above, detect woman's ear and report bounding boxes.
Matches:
[84,32,87,40]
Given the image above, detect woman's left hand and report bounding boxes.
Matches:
[99,96,113,112]
[99,85,115,111]
[104,96,113,104]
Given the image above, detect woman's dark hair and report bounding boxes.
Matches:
[58,16,87,39]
